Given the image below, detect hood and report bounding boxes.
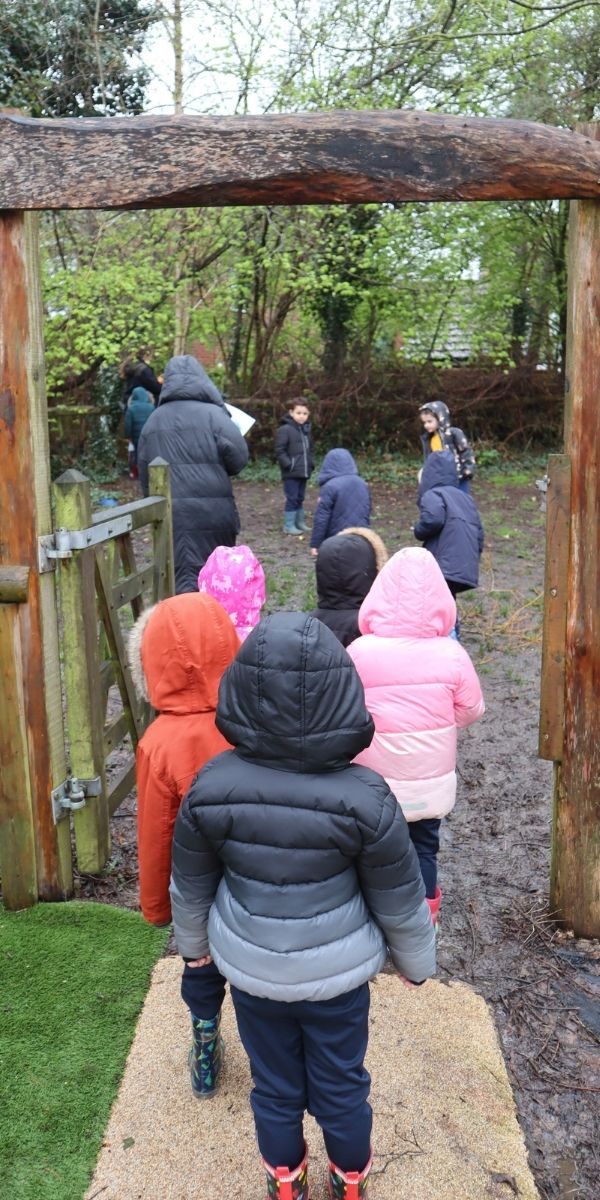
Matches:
[128,593,240,713]
[318,448,358,485]
[420,400,451,436]
[198,545,266,641]
[418,449,459,500]
[216,612,374,771]
[358,547,456,639]
[129,386,153,407]
[158,355,224,407]
[316,528,387,610]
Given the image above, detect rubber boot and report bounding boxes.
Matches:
[263,1143,309,1199]
[426,885,442,926]
[188,1012,223,1099]
[284,511,302,535]
[295,507,309,532]
[327,1149,372,1199]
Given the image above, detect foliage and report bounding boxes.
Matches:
[0,0,156,117]
[0,902,167,1200]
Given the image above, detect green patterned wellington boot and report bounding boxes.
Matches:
[263,1143,309,1199]
[188,1012,223,1099]
[327,1148,372,1199]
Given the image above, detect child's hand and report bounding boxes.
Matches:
[396,974,421,988]
[186,956,213,968]
[310,548,318,557]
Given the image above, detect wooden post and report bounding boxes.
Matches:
[0,209,72,904]
[0,603,38,908]
[550,123,600,936]
[539,455,571,761]
[54,470,110,873]
[148,458,175,600]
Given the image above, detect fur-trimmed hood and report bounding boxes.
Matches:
[128,592,240,712]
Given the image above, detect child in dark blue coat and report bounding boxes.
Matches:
[310,449,370,554]
[414,450,484,633]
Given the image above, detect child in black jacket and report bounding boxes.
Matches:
[274,400,314,535]
[414,450,484,635]
[311,527,388,647]
[419,400,476,490]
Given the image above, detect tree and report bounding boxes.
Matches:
[0,0,156,116]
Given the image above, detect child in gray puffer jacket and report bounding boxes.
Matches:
[170,611,435,1200]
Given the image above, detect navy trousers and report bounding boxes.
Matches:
[181,961,227,1019]
[283,477,307,512]
[231,983,372,1173]
[408,817,442,898]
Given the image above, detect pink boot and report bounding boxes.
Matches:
[327,1148,373,1198]
[263,1143,309,1199]
[426,885,442,925]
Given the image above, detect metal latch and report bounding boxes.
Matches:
[51,775,102,823]
[535,475,548,512]
[38,514,133,573]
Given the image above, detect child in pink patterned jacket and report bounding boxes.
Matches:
[198,544,266,641]
[347,546,484,923]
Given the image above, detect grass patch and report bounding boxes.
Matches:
[0,902,168,1200]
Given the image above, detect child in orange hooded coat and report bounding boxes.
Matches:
[128,591,240,1098]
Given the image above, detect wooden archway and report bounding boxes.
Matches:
[0,109,598,934]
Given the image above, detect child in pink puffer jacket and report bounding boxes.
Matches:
[347,547,484,922]
[198,545,266,641]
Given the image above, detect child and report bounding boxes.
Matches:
[309,448,371,554]
[124,385,155,479]
[170,612,435,1198]
[414,450,484,634]
[419,400,476,489]
[274,399,314,535]
[198,544,266,641]
[347,548,485,923]
[128,592,240,1098]
[311,526,388,647]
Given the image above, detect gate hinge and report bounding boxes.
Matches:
[51,775,102,823]
[38,514,133,573]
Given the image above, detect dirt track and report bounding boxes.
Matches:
[84,465,600,1200]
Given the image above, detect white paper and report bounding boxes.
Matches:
[225,402,256,437]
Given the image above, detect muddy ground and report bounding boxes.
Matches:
[79,463,599,1200]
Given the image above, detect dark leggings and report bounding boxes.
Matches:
[180,960,227,1019]
[408,818,442,898]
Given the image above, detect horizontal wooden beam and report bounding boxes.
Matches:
[2,110,600,209]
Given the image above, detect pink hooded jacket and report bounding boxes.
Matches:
[198,544,266,641]
[347,547,484,821]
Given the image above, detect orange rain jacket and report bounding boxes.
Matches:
[129,592,240,925]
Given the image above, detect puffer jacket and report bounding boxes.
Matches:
[170,612,436,1000]
[128,593,240,926]
[197,544,266,641]
[347,548,485,822]
[419,400,476,482]
[310,449,371,549]
[124,387,155,447]
[274,414,314,479]
[137,356,249,593]
[311,527,388,647]
[414,451,484,590]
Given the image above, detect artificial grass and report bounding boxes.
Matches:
[0,901,168,1200]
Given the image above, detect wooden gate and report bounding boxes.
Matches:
[44,461,173,881]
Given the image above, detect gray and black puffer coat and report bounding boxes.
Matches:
[170,612,436,1001]
[420,400,476,482]
[137,356,249,593]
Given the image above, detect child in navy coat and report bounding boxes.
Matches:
[310,449,370,554]
[414,450,484,633]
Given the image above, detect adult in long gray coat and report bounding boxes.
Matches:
[138,356,249,593]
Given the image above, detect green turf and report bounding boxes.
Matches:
[0,902,168,1200]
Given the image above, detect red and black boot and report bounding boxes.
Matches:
[426,885,442,926]
[263,1143,309,1199]
[327,1148,372,1199]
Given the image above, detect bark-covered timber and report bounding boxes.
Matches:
[550,123,600,938]
[2,109,600,209]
